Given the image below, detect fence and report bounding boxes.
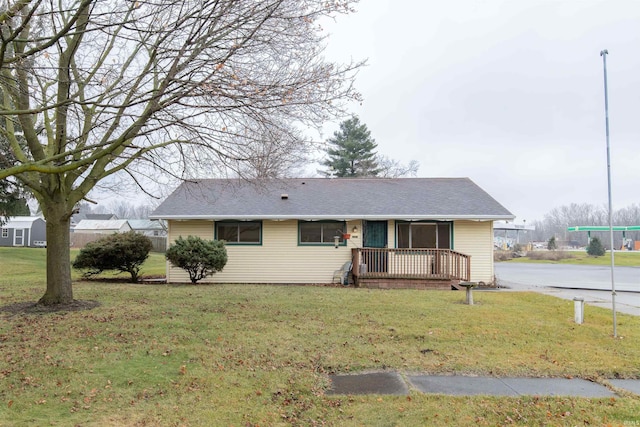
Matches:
[70,232,167,252]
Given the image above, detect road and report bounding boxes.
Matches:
[494,262,640,316]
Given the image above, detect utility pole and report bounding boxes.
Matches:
[600,49,617,338]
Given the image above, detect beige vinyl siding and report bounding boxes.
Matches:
[165,219,496,284]
[452,220,494,284]
[167,219,355,284]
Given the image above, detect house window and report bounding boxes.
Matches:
[1,228,7,238]
[397,222,451,249]
[299,221,346,245]
[216,221,261,244]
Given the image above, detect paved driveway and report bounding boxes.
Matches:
[495,262,640,316]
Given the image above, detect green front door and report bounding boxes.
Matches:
[363,221,387,248]
[363,221,388,273]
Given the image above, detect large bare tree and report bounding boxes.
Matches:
[0,0,362,305]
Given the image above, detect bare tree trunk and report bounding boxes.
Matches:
[38,203,73,305]
[1,0,363,305]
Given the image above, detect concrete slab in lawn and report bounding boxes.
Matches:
[327,373,625,397]
[609,379,640,395]
[327,372,408,395]
[409,375,615,397]
[500,377,616,397]
[408,375,518,396]
[408,375,616,397]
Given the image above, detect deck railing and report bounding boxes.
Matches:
[351,248,471,281]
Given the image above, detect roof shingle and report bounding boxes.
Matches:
[150,178,514,221]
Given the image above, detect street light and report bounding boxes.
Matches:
[600,49,617,338]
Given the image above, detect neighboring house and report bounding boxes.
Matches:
[127,219,167,237]
[150,178,514,288]
[70,213,118,232]
[0,216,47,247]
[73,219,131,234]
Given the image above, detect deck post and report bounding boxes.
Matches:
[351,248,360,285]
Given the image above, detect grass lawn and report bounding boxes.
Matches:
[1,247,639,426]
[0,247,167,282]
[500,250,640,267]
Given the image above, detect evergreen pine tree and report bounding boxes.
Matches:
[1,132,30,224]
[586,237,606,257]
[0,184,30,219]
[321,116,380,177]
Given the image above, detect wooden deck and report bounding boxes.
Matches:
[351,248,471,290]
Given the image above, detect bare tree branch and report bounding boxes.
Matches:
[0,0,363,304]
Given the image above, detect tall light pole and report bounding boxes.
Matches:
[600,49,617,338]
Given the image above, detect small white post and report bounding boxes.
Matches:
[574,297,585,324]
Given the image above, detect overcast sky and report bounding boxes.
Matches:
[318,0,640,222]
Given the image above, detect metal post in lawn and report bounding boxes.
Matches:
[600,49,617,338]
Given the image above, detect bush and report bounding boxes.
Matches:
[495,249,575,262]
[586,237,606,257]
[547,236,557,251]
[73,231,153,283]
[526,250,574,261]
[494,250,513,262]
[165,236,227,284]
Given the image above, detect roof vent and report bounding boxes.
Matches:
[281,194,288,200]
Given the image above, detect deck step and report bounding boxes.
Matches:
[357,278,458,290]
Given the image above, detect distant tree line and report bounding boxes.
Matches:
[529,203,640,249]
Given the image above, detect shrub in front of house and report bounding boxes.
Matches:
[586,237,606,257]
[72,231,153,283]
[165,236,227,284]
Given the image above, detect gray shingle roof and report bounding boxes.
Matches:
[127,219,166,231]
[150,178,514,221]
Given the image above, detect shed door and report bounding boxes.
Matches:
[14,229,25,246]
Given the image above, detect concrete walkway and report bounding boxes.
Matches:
[327,372,640,397]
[327,264,640,397]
